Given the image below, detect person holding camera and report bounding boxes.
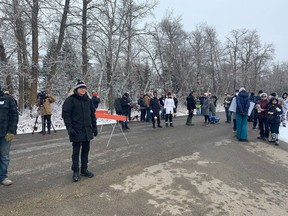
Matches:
[37,91,56,134]
[62,80,97,182]
[0,83,19,186]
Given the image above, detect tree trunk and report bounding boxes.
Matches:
[46,0,70,91]
[82,0,89,83]
[0,37,14,94]
[30,0,39,108]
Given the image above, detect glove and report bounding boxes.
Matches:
[68,128,77,136]
[5,133,15,142]
[93,128,98,137]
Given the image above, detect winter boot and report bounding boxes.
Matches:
[72,171,80,182]
[269,133,276,143]
[157,124,162,128]
[81,169,94,178]
[47,123,51,134]
[170,123,174,127]
[165,123,169,127]
[186,116,192,125]
[42,123,46,135]
[275,134,279,145]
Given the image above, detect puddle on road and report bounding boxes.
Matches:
[109,152,288,216]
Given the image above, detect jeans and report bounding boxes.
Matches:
[0,137,11,182]
[146,107,151,122]
[225,107,231,122]
[72,141,90,172]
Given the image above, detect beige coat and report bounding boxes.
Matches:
[38,94,56,115]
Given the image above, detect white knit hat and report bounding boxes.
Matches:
[239,87,246,92]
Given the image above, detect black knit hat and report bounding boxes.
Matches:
[270,92,276,97]
[74,80,87,91]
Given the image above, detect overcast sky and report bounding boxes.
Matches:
[154,0,287,62]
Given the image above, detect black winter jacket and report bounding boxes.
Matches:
[236,91,250,115]
[0,91,19,137]
[62,93,97,142]
[186,94,196,110]
[150,97,160,115]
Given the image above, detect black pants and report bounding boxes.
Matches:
[258,118,269,138]
[165,114,173,123]
[269,123,280,134]
[152,113,161,126]
[72,141,90,172]
[42,115,51,131]
[140,109,146,121]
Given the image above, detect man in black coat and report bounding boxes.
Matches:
[62,81,97,182]
[186,91,196,126]
[0,82,19,186]
[150,91,162,128]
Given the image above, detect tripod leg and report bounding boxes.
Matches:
[32,116,39,134]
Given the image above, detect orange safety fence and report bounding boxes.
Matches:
[95,109,126,121]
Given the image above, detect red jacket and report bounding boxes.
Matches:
[257,99,269,119]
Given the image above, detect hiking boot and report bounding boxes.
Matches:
[170,123,174,127]
[125,126,130,130]
[1,178,13,186]
[157,125,162,128]
[81,170,94,178]
[72,171,80,182]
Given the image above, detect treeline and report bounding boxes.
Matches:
[0,0,287,113]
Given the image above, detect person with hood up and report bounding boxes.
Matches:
[267,98,282,145]
[62,80,97,182]
[236,87,250,141]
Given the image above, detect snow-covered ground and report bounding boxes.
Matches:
[17,103,288,144]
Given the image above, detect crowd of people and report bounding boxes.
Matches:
[1,78,287,185]
[223,89,288,145]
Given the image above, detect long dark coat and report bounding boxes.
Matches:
[62,93,96,142]
[186,94,196,111]
[121,95,130,116]
[236,91,250,115]
[150,97,160,115]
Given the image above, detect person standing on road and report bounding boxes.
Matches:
[0,82,19,186]
[150,91,162,128]
[223,93,232,123]
[201,93,211,126]
[164,92,175,127]
[236,87,250,141]
[62,80,97,182]
[267,98,282,145]
[121,93,131,130]
[256,93,270,141]
[186,91,196,126]
[37,90,56,135]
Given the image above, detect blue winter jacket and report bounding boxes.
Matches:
[236,91,250,115]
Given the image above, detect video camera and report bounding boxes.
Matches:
[37,91,48,106]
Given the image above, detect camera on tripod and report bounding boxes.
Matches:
[37,91,48,106]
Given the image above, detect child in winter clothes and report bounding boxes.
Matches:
[267,98,282,145]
